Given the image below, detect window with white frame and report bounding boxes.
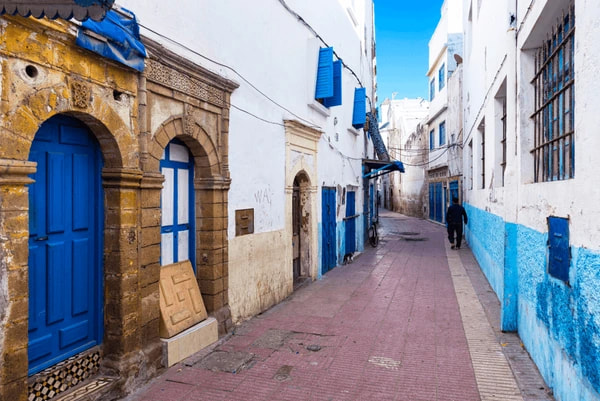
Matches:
[531,3,575,182]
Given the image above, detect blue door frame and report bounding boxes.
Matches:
[321,187,336,273]
[345,191,356,254]
[434,182,443,222]
[160,139,196,269]
[28,116,103,375]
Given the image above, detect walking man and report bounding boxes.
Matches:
[447,197,468,249]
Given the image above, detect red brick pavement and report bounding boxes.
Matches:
[129,211,481,401]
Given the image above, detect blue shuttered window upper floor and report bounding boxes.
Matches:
[323,60,342,107]
[352,87,366,129]
[315,47,342,108]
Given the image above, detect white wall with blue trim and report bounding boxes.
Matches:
[462,0,600,399]
[120,0,376,320]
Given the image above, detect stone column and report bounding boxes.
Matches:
[0,159,36,401]
[195,177,232,335]
[138,172,163,367]
[101,168,144,378]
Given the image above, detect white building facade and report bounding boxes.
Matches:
[121,0,378,323]
[379,97,429,216]
[427,0,464,224]
[462,0,600,399]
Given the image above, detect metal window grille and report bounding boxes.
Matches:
[468,140,473,190]
[481,130,485,189]
[531,3,575,182]
[500,98,507,186]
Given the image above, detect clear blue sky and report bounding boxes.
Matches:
[374,0,444,104]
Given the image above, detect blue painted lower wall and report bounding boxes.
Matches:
[463,204,505,300]
[465,203,600,401]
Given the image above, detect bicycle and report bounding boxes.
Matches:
[368,221,379,247]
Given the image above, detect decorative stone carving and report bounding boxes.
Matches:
[146,59,224,107]
[71,81,91,109]
[159,261,208,338]
[184,107,202,136]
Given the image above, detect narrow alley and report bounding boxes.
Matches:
[128,211,551,401]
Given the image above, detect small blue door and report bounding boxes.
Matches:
[160,139,195,268]
[28,116,103,375]
[449,180,459,202]
[321,188,336,273]
[434,182,443,222]
[429,183,435,220]
[345,191,356,254]
[369,184,374,225]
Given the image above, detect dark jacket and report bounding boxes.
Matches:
[447,204,468,225]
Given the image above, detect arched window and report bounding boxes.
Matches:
[160,139,195,268]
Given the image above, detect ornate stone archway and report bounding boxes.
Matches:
[139,39,238,337]
[285,120,322,283]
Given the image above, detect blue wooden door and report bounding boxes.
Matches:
[434,182,443,222]
[345,191,356,254]
[369,184,374,225]
[160,140,195,268]
[449,180,459,203]
[429,183,435,220]
[28,116,103,375]
[321,188,336,273]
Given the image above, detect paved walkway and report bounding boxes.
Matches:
[127,211,551,401]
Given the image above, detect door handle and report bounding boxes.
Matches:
[36,236,48,241]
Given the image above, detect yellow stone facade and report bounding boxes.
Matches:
[0,17,236,401]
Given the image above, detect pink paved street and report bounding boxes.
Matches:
[128,211,533,401]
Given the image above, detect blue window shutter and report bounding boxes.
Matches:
[323,60,342,107]
[315,47,334,99]
[352,88,366,129]
[548,216,570,282]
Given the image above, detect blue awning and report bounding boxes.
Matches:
[0,1,114,21]
[76,8,146,71]
[362,160,405,179]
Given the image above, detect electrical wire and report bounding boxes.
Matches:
[390,144,457,167]
[276,0,375,108]
[136,21,322,130]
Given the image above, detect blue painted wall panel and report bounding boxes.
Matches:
[467,203,600,400]
[464,204,505,299]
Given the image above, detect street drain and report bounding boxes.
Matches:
[196,350,255,374]
[306,344,322,352]
[402,237,428,241]
[396,231,420,235]
[273,365,293,382]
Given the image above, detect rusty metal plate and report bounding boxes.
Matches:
[159,261,208,338]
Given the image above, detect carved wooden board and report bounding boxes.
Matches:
[159,261,208,338]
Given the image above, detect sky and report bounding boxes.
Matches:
[374,0,445,104]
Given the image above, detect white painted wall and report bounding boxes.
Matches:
[118,0,376,320]
[118,0,375,238]
[379,98,429,214]
[463,0,600,245]
[428,0,463,174]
